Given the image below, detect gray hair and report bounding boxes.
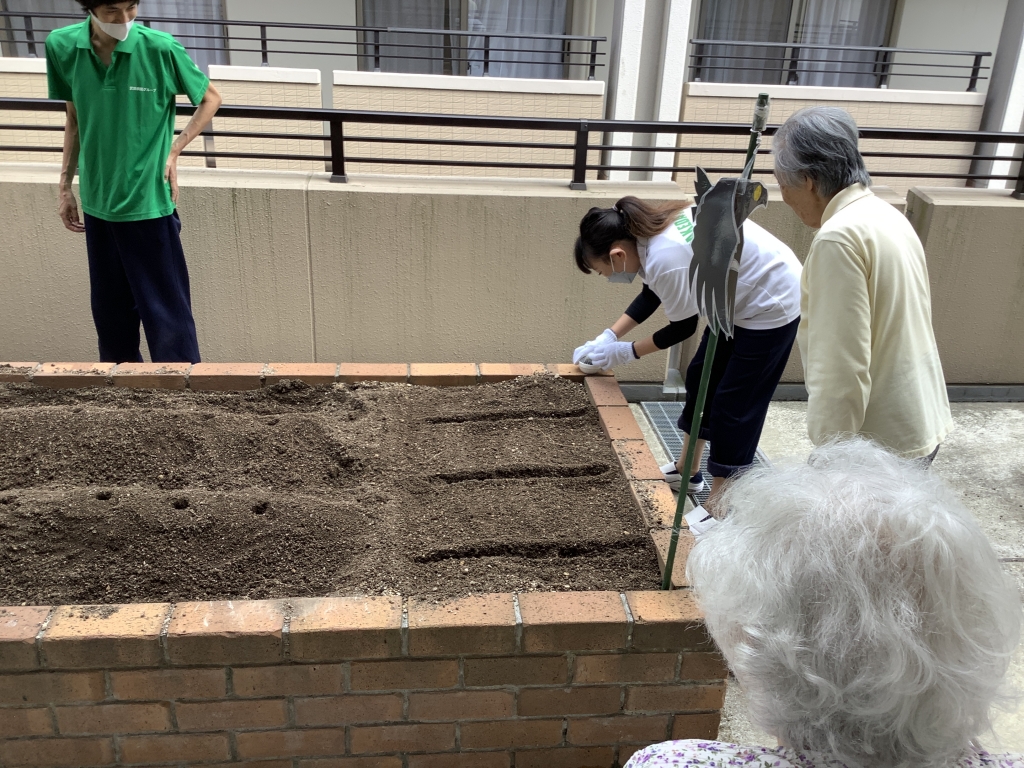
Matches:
[773,107,872,197]
[687,439,1021,768]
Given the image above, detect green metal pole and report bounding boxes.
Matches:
[660,93,769,590]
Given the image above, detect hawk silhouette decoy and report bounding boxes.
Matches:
[689,155,768,338]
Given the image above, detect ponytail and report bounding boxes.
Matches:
[573,196,692,274]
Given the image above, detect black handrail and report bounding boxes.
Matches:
[0,11,606,79]
[3,97,1023,196]
[688,38,991,92]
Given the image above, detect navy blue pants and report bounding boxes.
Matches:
[679,318,800,478]
[84,211,201,364]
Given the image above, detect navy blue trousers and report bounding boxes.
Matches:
[84,212,201,364]
[679,318,800,478]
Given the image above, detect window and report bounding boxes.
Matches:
[359,0,570,79]
[693,0,896,87]
[0,0,227,72]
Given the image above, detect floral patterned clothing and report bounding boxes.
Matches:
[625,740,1024,768]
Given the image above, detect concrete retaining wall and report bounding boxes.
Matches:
[1,164,1021,384]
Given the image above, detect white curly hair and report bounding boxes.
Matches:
[687,439,1021,768]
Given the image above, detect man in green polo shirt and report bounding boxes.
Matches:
[46,1,221,363]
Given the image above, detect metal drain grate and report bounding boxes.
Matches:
[639,401,713,508]
[639,401,770,509]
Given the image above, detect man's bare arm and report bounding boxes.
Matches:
[164,82,222,203]
[58,102,85,233]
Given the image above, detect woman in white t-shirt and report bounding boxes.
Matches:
[573,196,802,507]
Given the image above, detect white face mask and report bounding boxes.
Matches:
[91,12,135,42]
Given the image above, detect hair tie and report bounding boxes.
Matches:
[611,205,621,214]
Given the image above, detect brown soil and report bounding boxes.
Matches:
[0,376,661,605]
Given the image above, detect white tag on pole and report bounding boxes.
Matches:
[684,505,719,538]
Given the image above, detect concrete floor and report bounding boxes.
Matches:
[631,401,1024,752]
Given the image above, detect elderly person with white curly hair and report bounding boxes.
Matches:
[627,438,1022,768]
[772,107,953,461]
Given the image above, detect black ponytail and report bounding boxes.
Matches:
[574,196,692,274]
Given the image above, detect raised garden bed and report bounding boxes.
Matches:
[0,362,711,768]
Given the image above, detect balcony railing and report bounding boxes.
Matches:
[2,97,1023,196]
[688,39,991,91]
[0,11,606,80]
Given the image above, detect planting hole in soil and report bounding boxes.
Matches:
[0,376,661,604]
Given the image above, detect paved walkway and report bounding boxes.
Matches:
[632,401,1024,752]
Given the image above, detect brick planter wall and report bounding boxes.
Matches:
[0,363,710,768]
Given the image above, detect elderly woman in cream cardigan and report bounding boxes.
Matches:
[771,106,953,462]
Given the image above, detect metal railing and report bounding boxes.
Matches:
[0,11,606,80]
[689,39,991,91]
[2,97,1023,196]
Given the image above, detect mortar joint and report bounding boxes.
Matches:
[512,593,523,653]
[159,603,176,667]
[620,592,635,650]
[35,606,56,669]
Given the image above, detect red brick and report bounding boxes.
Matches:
[350,723,455,754]
[517,686,622,717]
[625,683,726,713]
[598,406,645,441]
[680,652,728,681]
[42,603,169,669]
[165,600,285,665]
[188,363,265,391]
[629,481,680,529]
[518,592,628,652]
[672,711,722,740]
[545,363,586,382]
[294,694,403,726]
[110,668,227,701]
[337,363,409,383]
[613,439,663,481]
[236,729,345,759]
[232,664,344,698]
[298,760,403,768]
[0,671,106,705]
[0,362,39,383]
[0,707,53,737]
[176,699,289,731]
[407,594,516,656]
[212,763,293,768]
[584,376,628,407]
[460,718,564,749]
[408,690,514,721]
[56,702,171,735]
[289,596,402,661]
[33,362,114,389]
[574,653,677,684]
[409,754,510,768]
[350,659,459,692]
[409,363,478,386]
[477,363,548,382]
[120,733,231,764]
[110,362,190,389]
[464,655,569,688]
[0,736,114,767]
[649,528,696,589]
[514,746,615,768]
[567,714,669,745]
[0,606,49,671]
[264,363,338,386]
[625,592,712,651]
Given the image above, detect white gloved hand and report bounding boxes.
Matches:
[573,328,617,364]
[588,340,637,371]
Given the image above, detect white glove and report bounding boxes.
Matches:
[588,340,637,371]
[573,328,617,364]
